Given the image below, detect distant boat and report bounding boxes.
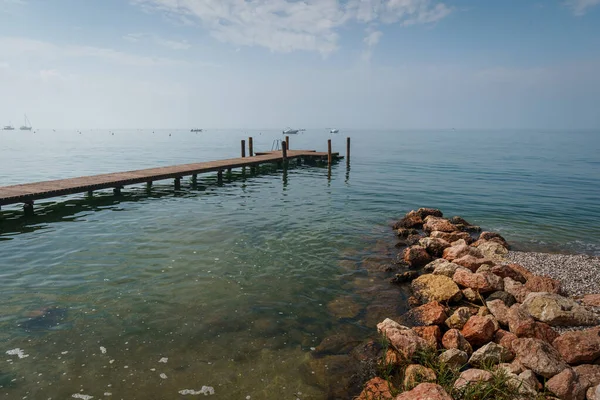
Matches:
[330,129,339,134]
[191,128,203,132]
[19,115,32,131]
[3,122,14,130]
[282,127,299,134]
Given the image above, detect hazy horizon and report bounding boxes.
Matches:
[1,0,600,130]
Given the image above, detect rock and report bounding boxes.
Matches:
[546,368,587,400]
[313,334,361,357]
[416,208,444,219]
[453,269,504,294]
[487,299,510,326]
[476,264,492,273]
[553,327,600,365]
[512,338,569,378]
[300,354,357,398]
[327,296,362,319]
[469,342,514,367]
[423,216,458,233]
[454,369,493,390]
[391,271,420,284]
[516,321,560,344]
[573,364,600,391]
[396,383,453,400]
[477,241,509,262]
[393,210,423,229]
[494,329,518,353]
[443,244,483,261]
[396,227,418,238]
[491,265,526,284]
[411,274,463,303]
[582,294,600,308]
[525,275,563,295]
[462,288,480,303]
[439,348,469,369]
[351,340,384,362]
[453,255,494,272]
[522,292,600,327]
[408,296,421,308]
[403,246,433,268]
[404,364,437,389]
[478,306,491,317]
[451,238,468,246]
[383,348,401,367]
[497,361,525,375]
[357,377,395,400]
[486,291,517,307]
[449,216,473,226]
[519,369,542,391]
[413,326,442,349]
[432,261,461,278]
[419,237,452,258]
[377,319,429,359]
[431,230,472,243]
[461,315,497,347]
[445,307,472,330]
[507,304,535,336]
[504,277,532,303]
[442,329,473,355]
[478,231,510,249]
[424,258,449,273]
[588,385,600,400]
[508,263,535,281]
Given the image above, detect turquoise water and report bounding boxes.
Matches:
[0,129,599,399]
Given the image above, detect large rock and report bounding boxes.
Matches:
[376,319,429,359]
[469,342,514,367]
[453,255,494,272]
[525,275,563,295]
[477,241,509,262]
[582,294,600,308]
[423,216,458,233]
[504,277,532,303]
[430,230,472,243]
[507,263,535,281]
[404,364,437,389]
[486,291,517,307]
[573,364,600,391]
[507,304,535,334]
[416,208,444,219]
[432,261,462,278]
[553,327,600,365]
[546,368,587,400]
[512,338,569,378]
[588,385,600,400]
[313,334,361,356]
[411,275,463,303]
[487,299,510,327]
[445,307,472,330]
[412,326,442,350]
[478,231,510,249]
[522,292,600,327]
[491,265,526,284]
[419,237,451,258]
[442,329,473,355]
[461,315,497,347]
[396,227,418,238]
[439,348,468,369]
[443,244,483,261]
[453,269,503,293]
[393,210,423,229]
[357,377,395,400]
[403,246,433,268]
[453,369,493,390]
[494,329,518,353]
[399,301,447,327]
[462,288,480,303]
[516,321,559,344]
[396,383,453,400]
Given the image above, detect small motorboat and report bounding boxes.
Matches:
[282,127,299,134]
[330,128,339,134]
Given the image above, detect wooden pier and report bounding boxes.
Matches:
[0,138,349,213]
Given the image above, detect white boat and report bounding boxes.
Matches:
[3,122,14,130]
[190,128,203,132]
[282,127,299,134]
[19,115,32,131]
[330,128,339,134]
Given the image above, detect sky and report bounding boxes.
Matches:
[0,0,599,129]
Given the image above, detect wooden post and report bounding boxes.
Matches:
[217,169,223,183]
[113,187,122,195]
[23,200,34,216]
[147,181,153,189]
[248,137,254,157]
[192,174,197,182]
[327,139,332,166]
[346,137,351,165]
[87,190,93,197]
[241,140,246,158]
[285,136,290,150]
[174,177,181,190]
[282,140,288,161]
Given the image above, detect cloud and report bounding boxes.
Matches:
[124,32,191,50]
[131,0,451,54]
[566,0,600,15]
[361,28,383,61]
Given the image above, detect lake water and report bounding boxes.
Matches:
[0,129,599,399]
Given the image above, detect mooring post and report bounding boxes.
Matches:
[23,200,34,216]
[346,137,351,166]
[285,136,290,150]
[192,174,197,182]
[217,169,223,183]
[241,140,246,158]
[282,140,288,162]
[113,186,122,196]
[174,177,181,190]
[248,137,253,157]
[147,181,153,190]
[327,139,332,166]
[87,190,93,197]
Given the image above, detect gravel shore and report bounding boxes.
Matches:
[505,251,600,297]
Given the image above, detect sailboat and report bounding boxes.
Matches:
[3,122,15,130]
[19,115,32,131]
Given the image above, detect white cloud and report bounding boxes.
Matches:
[566,0,600,15]
[131,0,451,54]
[363,30,383,47]
[124,32,191,50]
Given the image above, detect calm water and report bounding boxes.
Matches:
[1,129,599,399]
